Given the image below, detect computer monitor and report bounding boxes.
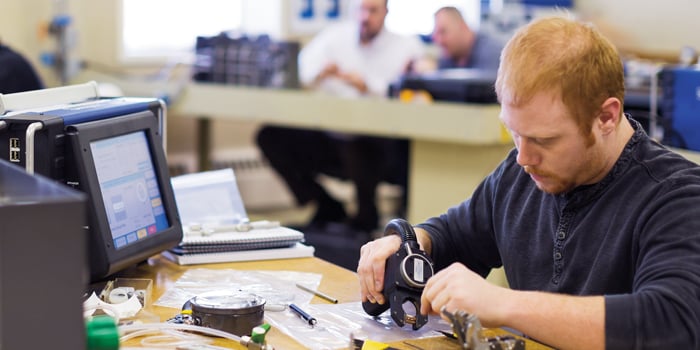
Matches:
[65,110,182,281]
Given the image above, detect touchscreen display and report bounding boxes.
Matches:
[90,131,169,249]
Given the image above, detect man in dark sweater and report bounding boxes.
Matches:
[358,16,700,349]
[0,41,43,94]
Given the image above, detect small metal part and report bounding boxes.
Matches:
[185,290,266,336]
[441,307,526,350]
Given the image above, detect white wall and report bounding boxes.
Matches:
[576,0,700,54]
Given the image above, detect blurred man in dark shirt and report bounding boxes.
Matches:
[431,6,504,70]
[0,41,44,94]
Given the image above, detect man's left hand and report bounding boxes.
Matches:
[338,71,368,94]
[420,262,510,327]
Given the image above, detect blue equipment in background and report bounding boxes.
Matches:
[660,66,700,151]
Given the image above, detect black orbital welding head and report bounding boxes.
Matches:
[362,218,435,330]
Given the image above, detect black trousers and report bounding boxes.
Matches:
[256,125,408,230]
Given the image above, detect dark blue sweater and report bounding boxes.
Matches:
[417,120,700,349]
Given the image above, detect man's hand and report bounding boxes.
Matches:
[317,62,340,81]
[314,63,369,94]
[357,234,402,305]
[337,71,368,94]
[404,58,438,74]
[421,262,605,349]
[420,262,510,327]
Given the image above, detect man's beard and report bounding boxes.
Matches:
[359,22,378,43]
[522,133,600,195]
[523,165,576,195]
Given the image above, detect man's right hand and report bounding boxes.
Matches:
[357,234,402,305]
[316,62,340,82]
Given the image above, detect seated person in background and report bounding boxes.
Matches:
[398,7,504,104]
[431,6,505,70]
[257,0,425,233]
[297,0,424,97]
[0,39,44,93]
[358,16,700,349]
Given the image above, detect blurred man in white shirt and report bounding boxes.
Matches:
[299,0,425,97]
[258,0,425,234]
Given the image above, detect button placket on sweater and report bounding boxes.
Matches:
[552,210,573,284]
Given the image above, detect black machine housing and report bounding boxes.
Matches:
[389,68,498,104]
[362,218,435,330]
[0,97,165,182]
[1,96,182,282]
[64,111,182,281]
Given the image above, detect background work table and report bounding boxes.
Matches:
[171,83,513,223]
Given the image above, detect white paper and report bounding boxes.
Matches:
[170,168,248,226]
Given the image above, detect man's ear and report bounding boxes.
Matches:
[598,97,622,135]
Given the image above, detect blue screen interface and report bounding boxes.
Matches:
[91,131,169,249]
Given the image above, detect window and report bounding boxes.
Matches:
[385,0,481,37]
[120,0,242,61]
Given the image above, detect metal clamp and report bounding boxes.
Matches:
[441,307,526,350]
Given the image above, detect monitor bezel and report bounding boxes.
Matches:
[66,110,182,281]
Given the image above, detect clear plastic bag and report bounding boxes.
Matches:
[154,268,450,349]
[265,301,451,349]
[155,268,322,310]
